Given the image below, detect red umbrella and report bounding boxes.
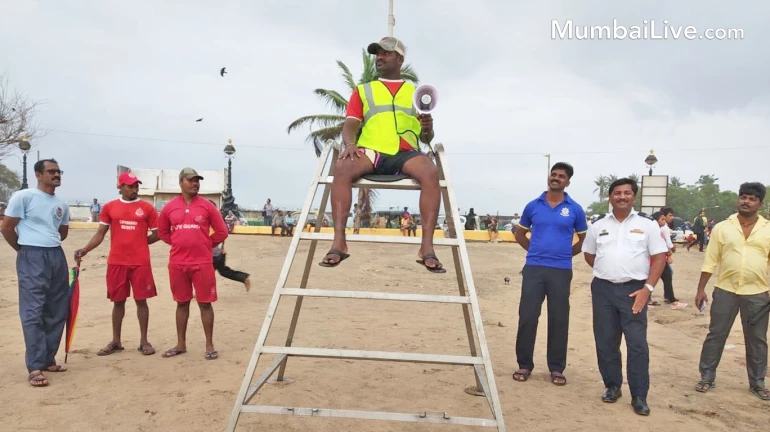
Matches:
[64,260,81,363]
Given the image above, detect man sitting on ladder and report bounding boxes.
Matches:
[319,36,444,273]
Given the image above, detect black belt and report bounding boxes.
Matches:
[597,278,645,286]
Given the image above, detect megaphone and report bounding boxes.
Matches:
[413,85,438,114]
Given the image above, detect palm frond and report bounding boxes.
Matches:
[313,88,348,114]
[400,64,419,84]
[360,49,377,84]
[307,124,344,157]
[336,60,356,92]
[286,114,346,134]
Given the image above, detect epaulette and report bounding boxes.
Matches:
[637,211,653,220]
[594,213,607,221]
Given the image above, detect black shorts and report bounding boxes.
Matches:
[358,148,425,175]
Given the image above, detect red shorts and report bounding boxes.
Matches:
[106,264,157,302]
[168,263,217,303]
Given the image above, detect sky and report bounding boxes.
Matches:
[1,0,767,217]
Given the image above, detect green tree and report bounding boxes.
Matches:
[286,49,419,223]
[593,174,609,200]
[0,163,21,202]
[669,176,685,188]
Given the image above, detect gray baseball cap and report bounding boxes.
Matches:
[367,37,406,56]
[179,167,204,180]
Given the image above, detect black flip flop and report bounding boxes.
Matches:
[416,253,446,273]
[319,249,350,267]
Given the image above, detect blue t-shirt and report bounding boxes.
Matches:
[518,192,587,269]
[4,188,70,247]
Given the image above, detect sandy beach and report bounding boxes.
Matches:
[1,229,768,431]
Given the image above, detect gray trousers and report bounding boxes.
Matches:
[699,287,769,388]
[17,246,70,373]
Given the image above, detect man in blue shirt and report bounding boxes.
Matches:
[0,159,71,388]
[513,162,587,386]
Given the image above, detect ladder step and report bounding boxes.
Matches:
[299,232,459,246]
[281,288,470,304]
[239,405,498,427]
[320,176,448,190]
[260,347,483,365]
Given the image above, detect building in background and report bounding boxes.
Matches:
[116,165,226,210]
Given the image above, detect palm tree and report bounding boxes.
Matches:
[628,174,641,185]
[696,174,719,188]
[286,49,419,224]
[593,175,609,200]
[669,176,685,188]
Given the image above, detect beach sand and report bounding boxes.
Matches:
[1,230,768,431]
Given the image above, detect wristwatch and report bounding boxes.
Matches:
[644,283,654,292]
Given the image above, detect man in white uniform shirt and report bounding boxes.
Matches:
[581,178,668,416]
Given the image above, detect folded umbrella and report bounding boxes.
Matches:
[64,260,81,363]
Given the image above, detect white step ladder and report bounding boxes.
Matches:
[226,141,507,431]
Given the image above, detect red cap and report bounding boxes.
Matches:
[118,172,142,186]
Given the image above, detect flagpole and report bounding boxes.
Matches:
[388,0,394,36]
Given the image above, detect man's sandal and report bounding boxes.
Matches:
[137,342,156,356]
[319,249,350,268]
[551,372,567,386]
[695,381,716,392]
[513,369,531,382]
[750,386,770,401]
[416,253,446,273]
[97,341,125,356]
[28,371,49,387]
[45,365,67,372]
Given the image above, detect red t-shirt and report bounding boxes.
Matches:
[346,79,414,152]
[158,195,228,265]
[99,199,159,266]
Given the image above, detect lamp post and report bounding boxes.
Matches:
[18,135,31,190]
[544,153,551,180]
[644,149,658,176]
[222,139,237,213]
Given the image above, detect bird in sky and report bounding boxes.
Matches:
[195,118,203,122]
[220,67,227,77]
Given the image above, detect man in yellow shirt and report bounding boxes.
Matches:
[694,182,770,401]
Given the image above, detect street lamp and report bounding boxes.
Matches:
[222,139,237,212]
[18,135,31,190]
[644,149,658,176]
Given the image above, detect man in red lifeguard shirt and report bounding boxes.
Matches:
[74,172,160,356]
[158,167,229,360]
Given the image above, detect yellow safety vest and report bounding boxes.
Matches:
[356,80,421,155]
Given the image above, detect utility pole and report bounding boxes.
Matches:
[544,154,550,180]
[388,0,395,36]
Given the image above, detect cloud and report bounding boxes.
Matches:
[0,0,766,217]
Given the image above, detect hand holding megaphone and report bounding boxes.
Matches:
[413,84,438,115]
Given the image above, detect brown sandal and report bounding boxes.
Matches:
[513,369,531,382]
[28,371,49,387]
[137,342,156,356]
[97,341,125,356]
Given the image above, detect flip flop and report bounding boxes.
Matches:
[97,341,125,356]
[161,348,187,358]
[45,364,67,372]
[750,386,770,401]
[513,369,531,382]
[205,350,219,360]
[695,381,716,392]
[28,371,49,387]
[318,249,350,267]
[137,342,156,356]
[416,253,446,273]
[551,372,567,386]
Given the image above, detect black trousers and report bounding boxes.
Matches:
[213,254,249,283]
[591,278,649,398]
[515,265,573,373]
[661,263,677,302]
[696,229,705,251]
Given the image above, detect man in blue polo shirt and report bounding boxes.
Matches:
[0,159,70,388]
[512,162,587,386]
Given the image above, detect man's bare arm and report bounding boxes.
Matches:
[147,230,160,245]
[75,224,110,259]
[584,252,596,268]
[572,232,586,256]
[0,217,21,251]
[59,225,69,241]
[342,118,361,147]
[514,227,530,251]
